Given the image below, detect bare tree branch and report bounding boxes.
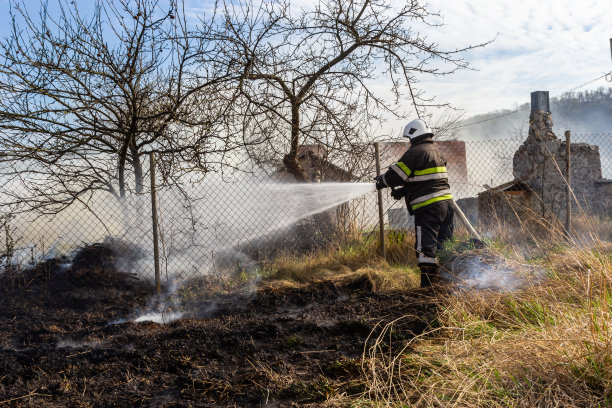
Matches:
[0,0,238,213]
[203,0,491,181]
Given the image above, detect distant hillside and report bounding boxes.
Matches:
[456,87,612,140]
[454,87,612,180]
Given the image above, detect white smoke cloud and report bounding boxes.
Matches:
[2,177,375,286]
[442,253,546,292]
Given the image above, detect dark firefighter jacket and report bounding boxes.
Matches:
[380,135,452,213]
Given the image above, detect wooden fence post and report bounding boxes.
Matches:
[149,152,161,294]
[374,143,386,260]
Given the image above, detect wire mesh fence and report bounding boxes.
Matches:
[0,132,610,287]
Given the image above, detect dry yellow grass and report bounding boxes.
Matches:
[265,230,420,291]
[359,240,612,407]
[257,210,612,407]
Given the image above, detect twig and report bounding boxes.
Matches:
[0,392,52,405]
[66,350,92,358]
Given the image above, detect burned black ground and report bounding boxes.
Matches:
[0,245,438,407]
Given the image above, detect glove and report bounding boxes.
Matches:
[374,175,386,190]
[391,187,406,200]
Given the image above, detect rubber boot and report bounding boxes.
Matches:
[420,265,439,288]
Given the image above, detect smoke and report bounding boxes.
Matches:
[56,339,102,349]
[110,279,186,325]
[132,312,185,324]
[2,179,375,283]
[126,181,374,324]
[72,179,372,325]
[442,252,546,292]
[112,179,375,282]
[0,177,375,325]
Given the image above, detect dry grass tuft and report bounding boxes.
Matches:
[359,238,612,407]
[265,231,419,291]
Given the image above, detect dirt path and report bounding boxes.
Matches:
[0,262,437,407]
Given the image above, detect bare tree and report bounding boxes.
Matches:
[0,0,234,213]
[206,0,490,181]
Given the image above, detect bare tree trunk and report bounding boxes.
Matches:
[130,141,144,193]
[283,101,308,182]
[118,144,129,198]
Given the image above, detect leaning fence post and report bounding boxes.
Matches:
[565,131,572,237]
[149,152,161,294]
[374,142,386,260]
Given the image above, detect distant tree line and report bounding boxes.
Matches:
[455,87,612,140]
[553,87,612,120]
[555,87,612,105]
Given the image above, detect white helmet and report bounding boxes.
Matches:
[402,119,432,140]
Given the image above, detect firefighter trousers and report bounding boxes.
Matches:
[414,199,454,287]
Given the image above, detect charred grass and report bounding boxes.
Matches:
[0,234,434,407]
[2,227,611,407]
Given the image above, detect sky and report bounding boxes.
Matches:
[417,0,612,116]
[0,0,610,119]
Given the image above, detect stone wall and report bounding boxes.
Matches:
[556,142,603,215]
[478,189,534,232]
[512,92,605,225]
[513,110,558,181]
[596,180,612,217]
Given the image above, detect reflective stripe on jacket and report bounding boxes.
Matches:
[381,136,452,212]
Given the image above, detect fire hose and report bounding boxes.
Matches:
[449,199,483,242]
[386,186,483,242]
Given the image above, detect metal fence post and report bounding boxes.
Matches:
[149,152,161,294]
[374,142,386,260]
[565,131,572,237]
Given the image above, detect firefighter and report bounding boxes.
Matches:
[375,119,454,287]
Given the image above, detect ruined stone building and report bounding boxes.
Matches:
[479,91,611,231]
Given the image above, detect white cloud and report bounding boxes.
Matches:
[417,0,612,115]
[1,0,610,121]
